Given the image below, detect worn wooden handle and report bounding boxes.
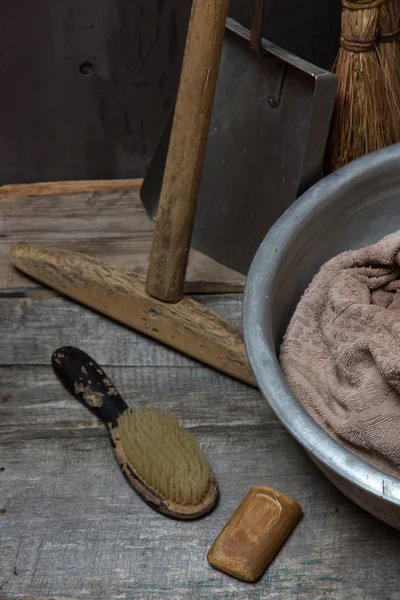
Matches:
[52,346,128,426]
[10,243,257,387]
[146,0,229,303]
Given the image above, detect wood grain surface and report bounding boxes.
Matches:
[0,0,191,184]
[0,0,341,189]
[2,181,400,599]
[2,292,400,600]
[146,0,229,302]
[0,181,245,293]
[8,244,255,386]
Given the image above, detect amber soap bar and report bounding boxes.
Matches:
[207,485,302,582]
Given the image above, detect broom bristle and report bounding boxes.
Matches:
[327,5,399,173]
[378,0,400,112]
[396,0,400,83]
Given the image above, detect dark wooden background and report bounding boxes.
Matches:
[0,0,341,185]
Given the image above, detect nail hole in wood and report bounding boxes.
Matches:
[79,61,94,77]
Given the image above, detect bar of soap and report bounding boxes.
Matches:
[207,485,302,582]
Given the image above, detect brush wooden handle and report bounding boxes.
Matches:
[145,0,229,303]
[52,346,128,426]
[10,243,257,387]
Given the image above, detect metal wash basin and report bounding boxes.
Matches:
[243,144,400,528]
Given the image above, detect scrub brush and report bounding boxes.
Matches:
[52,346,218,519]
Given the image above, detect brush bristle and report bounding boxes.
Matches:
[117,407,211,506]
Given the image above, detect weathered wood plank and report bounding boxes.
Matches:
[0,0,191,184]
[3,289,400,599]
[0,178,143,200]
[0,365,271,442]
[0,184,245,292]
[8,244,255,386]
[0,295,244,367]
[2,429,400,599]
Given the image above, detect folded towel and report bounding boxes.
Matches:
[280,232,400,478]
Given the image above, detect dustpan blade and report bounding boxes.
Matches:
[140,19,337,275]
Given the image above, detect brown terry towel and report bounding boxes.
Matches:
[280,232,400,479]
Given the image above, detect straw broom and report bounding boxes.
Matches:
[326,0,400,173]
[378,0,400,106]
[396,0,400,84]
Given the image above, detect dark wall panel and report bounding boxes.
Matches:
[0,0,191,184]
[0,1,340,185]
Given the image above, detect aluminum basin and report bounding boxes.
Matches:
[243,144,400,528]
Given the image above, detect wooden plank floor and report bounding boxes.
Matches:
[0,180,245,294]
[2,184,400,600]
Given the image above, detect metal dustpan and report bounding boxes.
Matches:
[141,0,338,275]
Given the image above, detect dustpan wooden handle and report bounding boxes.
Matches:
[146,0,229,303]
